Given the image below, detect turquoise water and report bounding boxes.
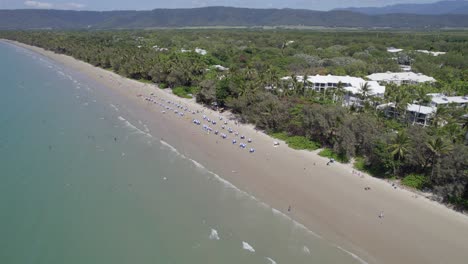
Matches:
[0,42,362,264]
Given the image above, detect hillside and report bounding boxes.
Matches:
[337,0,468,15]
[1,7,468,29]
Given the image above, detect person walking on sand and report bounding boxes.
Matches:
[288,205,291,212]
[379,211,384,219]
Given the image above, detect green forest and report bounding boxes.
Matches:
[1,29,467,210]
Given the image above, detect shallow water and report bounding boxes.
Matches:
[0,42,363,264]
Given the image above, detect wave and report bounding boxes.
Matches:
[157,136,368,263]
[336,246,368,264]
[118,116,152,138]
[209,228,220,240]
[302,246,311,255]
[242,241,255,253]
[110,103,119,111]
[265,257,277,264]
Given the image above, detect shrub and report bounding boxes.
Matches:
[270,132,289,141]
[319,148,349,163]
[354,156,366,171]
[172,86,192,98]
[269,132,319,151]
[286,136,319,151]
[401,174,428,190]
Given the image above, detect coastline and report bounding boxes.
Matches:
[4,39,468,264]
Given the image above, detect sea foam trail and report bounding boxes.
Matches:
[110,103,119,111]
[209,229,220,240]
[336,246,369,264]
[242,241,255,253]
[118,116,152,138]
[302,246,311,255]
[156,139,367,263]
[265,257,277,264]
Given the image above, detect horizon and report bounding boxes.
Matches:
[1,0,466,12]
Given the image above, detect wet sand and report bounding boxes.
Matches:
[5,39,468,264]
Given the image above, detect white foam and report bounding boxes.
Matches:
[110,103,119,111]
[336,246,368,264]
[242,241,255,252]
[265,257,277,264]
[118,116,152,138]
[209,229,220,240]
[160,140,181,156]
[302,246,311,255]
[155,137,367,262]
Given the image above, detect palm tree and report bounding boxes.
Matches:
[389,131,410,176]
[426,136,453,182]
[359,82,372,101]
[431,106,449,128]
[393,90,410,121]
[334,81,346,104]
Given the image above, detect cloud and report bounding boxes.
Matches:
[24,1,53,8]
[62,2,85,9]
[23,1,86,10]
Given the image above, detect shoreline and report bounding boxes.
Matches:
[4,39,468,264]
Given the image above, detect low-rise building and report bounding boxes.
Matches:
[281,74,386,97]
[429,94,468,108]
[367,71,436,85]
[415,50,446,56]
[378,103,436,126]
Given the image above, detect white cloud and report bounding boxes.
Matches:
[24,1,53,9]
[23,1,86,10]
[62,2,86,9]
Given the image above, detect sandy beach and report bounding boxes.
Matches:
[5,39,468,264]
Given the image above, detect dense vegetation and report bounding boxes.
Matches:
[1,30,467,210]
[2,7,468,30]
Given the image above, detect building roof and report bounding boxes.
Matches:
[367,71,436,83]
[387,47,403,53]
[281,74,386,96]
[377,103,436,115]
[407,104,436,115]
[430,94,468,105]
[415,50,446,56]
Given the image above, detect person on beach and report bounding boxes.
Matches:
[379,211,384,219]
[288,205,291,212]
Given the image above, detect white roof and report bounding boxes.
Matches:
[367,72,436,83]
[213,65,229,71]
[281,74,386,96]
[195,47,207,55]
[407,104,436,115]
[387,47,403,53]
[430,95,468,105]
[378,103,436,115]
[415,50,446,56]
[399,65,411,72]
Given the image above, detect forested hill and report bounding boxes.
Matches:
[2,7,468,29]
[337,1,468,15]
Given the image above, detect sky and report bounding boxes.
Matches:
[0,0,454,11]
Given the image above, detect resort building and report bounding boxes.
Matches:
[378,103,436,126]
[281,74,386,97]
[415,50,446,56]
[367,71,436,85]
[429,94,468,108]
[399,65,412,72]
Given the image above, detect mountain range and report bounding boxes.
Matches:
[1,6,468,30]
[336,0,468,15]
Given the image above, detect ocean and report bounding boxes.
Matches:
[0,41,362,264]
